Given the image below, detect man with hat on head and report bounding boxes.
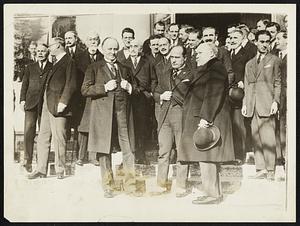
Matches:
[178,42,234,204]
[28,37,77,180]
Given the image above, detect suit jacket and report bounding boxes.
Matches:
[243,53,281,117]
[217,46,234,85]
[20,61,52,110]
[142,38,151,55]
[186,47,197,69]
[76,49,104,132]
[243,41,257,60]
[178,58,234,162]
[117,48,129,65]
[145,52,163,68]
[81,59,135,154]
[42,54,77,117]
[279,54,287,114]
[66,45,84,60]
[14,57,34,82]
[124,56,156,95]
[231,47,250,84]
[154,64,193,132]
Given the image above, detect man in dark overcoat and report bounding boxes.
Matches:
[81,37,137,198]
[76,31,104,166]
[124,39,156,164]
[178,43,235,204]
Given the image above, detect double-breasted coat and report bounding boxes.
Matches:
[81,59,136,154]
[178,58,235,162]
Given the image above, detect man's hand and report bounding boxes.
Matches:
[20,101,25,112]
[57,102,67,113]
[198,119,212,128]
[237,81,244,89]
[120,79,132,93]
[241,105,247,116]
[104,79,117,92]
[270,102,278,115]
[160,91,172,101]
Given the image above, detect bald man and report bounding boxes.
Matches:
[81,37,138,198]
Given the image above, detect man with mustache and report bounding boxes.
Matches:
[75,31,104,166]
[242,30,281,181]
[65,31,84,59]
[117,27,135,65]
[20,43,52,172]
[202,26,234,85]
[229,29,253,164]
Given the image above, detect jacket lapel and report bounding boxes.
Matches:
[232,48,245,63]
[133,57,144,76]
[47,54,68,82]
[173,66,190,89]
[256,53,272,78]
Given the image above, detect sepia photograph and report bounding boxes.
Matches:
[3,3,296,222]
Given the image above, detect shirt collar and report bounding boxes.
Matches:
[123,48,130,59]
[55,52,66,63]
[233,45,242,55]
[131,55,141,63]
[241,39,248,48]
[256,51,267,59]
[280,49,287,58]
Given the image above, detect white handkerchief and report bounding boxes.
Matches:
[181,79,190,83]
[264,64,271,68]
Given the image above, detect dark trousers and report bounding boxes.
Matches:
[157,104,189,188]
[77,132,96,161]
[231,108,246,161]
[251,110,276,171]
[24,107,39,165]
[99,99,135,192]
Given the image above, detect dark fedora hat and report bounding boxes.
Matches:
[193,125,221,151]
[229,86,244,102]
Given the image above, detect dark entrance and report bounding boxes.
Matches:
[176,13,271,45]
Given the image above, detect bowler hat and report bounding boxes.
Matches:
[193,125,221,151]
[229,86,244,102]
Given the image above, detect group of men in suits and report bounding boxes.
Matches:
[18,17,287,202]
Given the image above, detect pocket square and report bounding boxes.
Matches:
[264,64,271,68]
[181,79,190,83]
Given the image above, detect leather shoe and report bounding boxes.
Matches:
[90,160,100,166]
[248,169,267,179]
[176,188,191,198]
[76,159,83,166]
[28,171,46,179]
[57,172,64,179]
[23,164,32,173]
[192,196,223,205]
[104,189,114,198]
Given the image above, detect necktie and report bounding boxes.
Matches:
[70,48,74,58]
[108,62,121,82]
[133,57,138,68]
[231,50,235,59]
[279,52,283,60]
[90,54,95,62]
[51,55,57,65]
[257,54,262,64]
[171,68,178,80]
[40,61,44,70]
